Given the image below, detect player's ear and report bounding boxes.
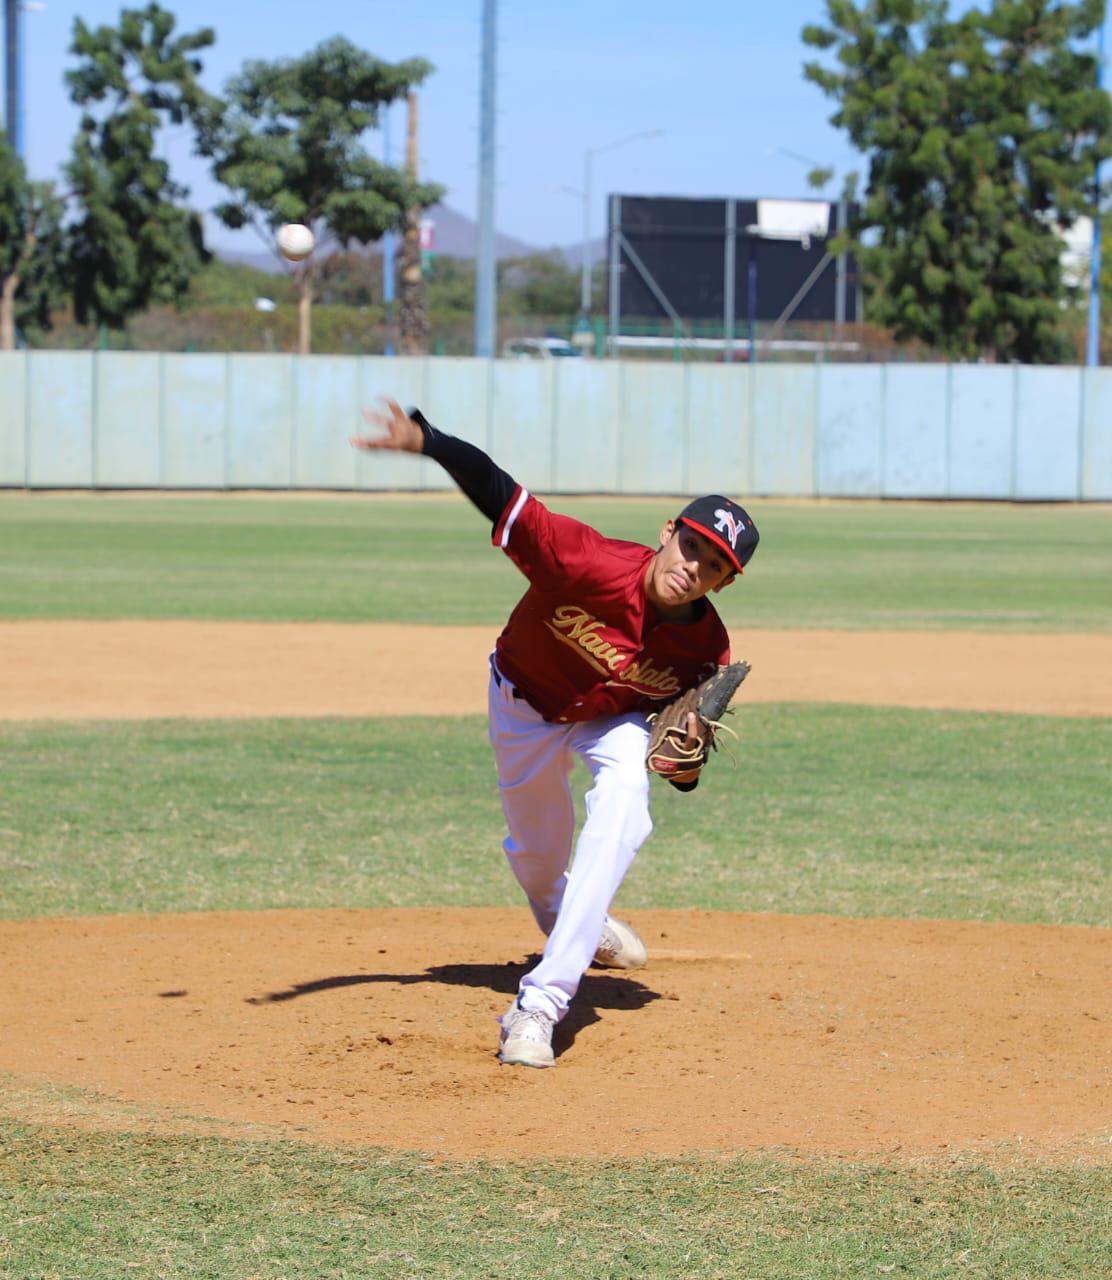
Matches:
[658,517,678,548]
[711,572,737,594]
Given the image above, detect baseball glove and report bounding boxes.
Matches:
[645,661,751,778]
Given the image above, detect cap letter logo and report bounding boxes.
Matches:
[714,507,743,549]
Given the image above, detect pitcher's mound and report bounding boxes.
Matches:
[1,909,1108,1163]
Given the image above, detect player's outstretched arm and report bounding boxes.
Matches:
[350,398,424,454]
[351,399,518,529]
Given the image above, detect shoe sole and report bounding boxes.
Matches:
[592,953,647,970]
[498,1044,555,1068]
[498,1052,554,1068]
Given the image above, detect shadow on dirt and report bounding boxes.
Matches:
[243,959,662,1058]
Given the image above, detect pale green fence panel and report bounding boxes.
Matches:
[552,361,622,491]
[94,353,161,487]
[618,362,686,494]
[161,354,227,487]
[816,365,884,497]
[490,360,555,491]
[751,364,817,496]
[7,353,1112,500]
[226,354,294,488]
[1013,367,1082,501]
[1081,368,1112,501]
[881,365,948,498]
[0,353,26,485]
[292,357,359,489]
[27,352,94,486]
[948,366,1014,499]
[685,365,750,498]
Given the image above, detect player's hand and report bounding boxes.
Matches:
[670,712,703,784]
[350,398,424,454]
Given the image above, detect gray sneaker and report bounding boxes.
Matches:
[498,999,555,1068]
[593,915,648,970]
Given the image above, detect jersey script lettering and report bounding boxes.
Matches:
[543,605,682,697]
[544,605,629,672]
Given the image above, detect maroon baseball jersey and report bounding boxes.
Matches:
[492,487,731,723]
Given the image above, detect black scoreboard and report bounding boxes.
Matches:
[607,194,859,327]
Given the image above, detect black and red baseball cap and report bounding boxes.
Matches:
[675,495,759,574]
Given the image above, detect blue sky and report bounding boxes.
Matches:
[15,1,1110,254]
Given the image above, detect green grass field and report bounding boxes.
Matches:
[1,709,1108,925]
[1,493,1109,1277]
[4,1124,1108,1280]
[1,492,1109,629]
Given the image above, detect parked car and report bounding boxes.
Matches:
[501,337,583,360]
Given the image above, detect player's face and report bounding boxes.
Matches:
[646,520,735,612]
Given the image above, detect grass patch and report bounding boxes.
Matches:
[0,1121,1107,1279]
[1,707,1107,925]
[0,493,1108,630]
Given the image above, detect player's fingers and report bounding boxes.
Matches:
[361,406,390,432]
[683,710,699,748]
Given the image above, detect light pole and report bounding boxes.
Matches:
[474,0,497,357]
[3,0,43,158]
[382,103,396,356]
[774,145,850,331]
[579,129,664,321]
[4,0,20,155]
[1087,18,1105,368]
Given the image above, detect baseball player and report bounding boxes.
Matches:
[352,400,759,1068]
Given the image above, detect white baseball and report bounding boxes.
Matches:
[277,223,315,261]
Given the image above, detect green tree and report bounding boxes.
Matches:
[0,134,66,350]
[803,0,1112,363]
[205,37,442,354]
[64,4,218,332]
[314,250,384,308]
[499,253,581,316]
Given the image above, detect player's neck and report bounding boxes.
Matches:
[647,595,705,624]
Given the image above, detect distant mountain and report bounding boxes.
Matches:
[213,203,607,272]
[419,203,536,260]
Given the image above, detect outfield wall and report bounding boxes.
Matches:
[1,352,1109,499]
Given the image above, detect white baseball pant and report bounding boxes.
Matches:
[488,658,652,1023]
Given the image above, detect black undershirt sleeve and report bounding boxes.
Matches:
[410,409,517,529]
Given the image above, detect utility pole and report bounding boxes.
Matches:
[1088,19,1105,368]
[382,104,396,356]
[399,90,428,355]
[4,0,20,155]
[474,0,497,357]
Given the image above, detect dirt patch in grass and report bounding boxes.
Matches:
[3,621,1111,719]
[1,908,1108,1164]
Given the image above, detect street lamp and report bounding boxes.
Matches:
[579,129,664,319]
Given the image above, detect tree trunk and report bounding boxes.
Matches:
[297,270,312,355]
[399,89,427,356]
[0,273,17,351]
[398,213,426,356]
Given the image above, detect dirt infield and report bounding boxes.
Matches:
[3,621,1110,1163]
[4,621,1112,719]
[2,909,1108,1162]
